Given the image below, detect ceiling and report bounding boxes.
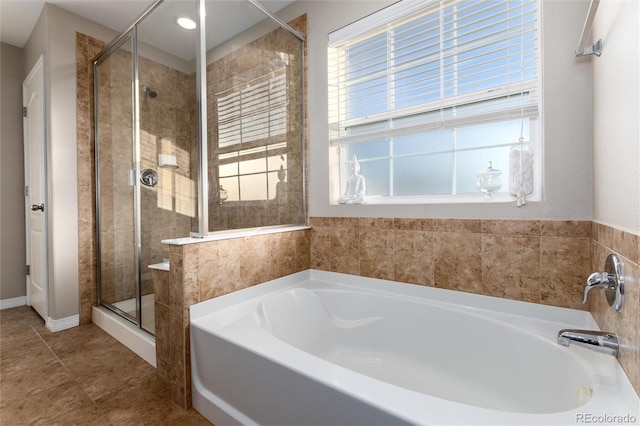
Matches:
[1,0,153,48]
[0,0,295,60]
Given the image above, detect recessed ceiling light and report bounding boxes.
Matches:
[176,17,196,30]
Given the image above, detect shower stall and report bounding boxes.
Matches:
[92,0,305,335]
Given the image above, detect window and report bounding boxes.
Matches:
[328,0,540,203]
[215,71,289,201]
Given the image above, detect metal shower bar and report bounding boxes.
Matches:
[246,0,306,42]
[575,0,602,57]
[92,0,164,65]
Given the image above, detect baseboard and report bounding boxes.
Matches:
[0,296,27,310]
[46,314,79,332]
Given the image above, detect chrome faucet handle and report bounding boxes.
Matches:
[582,253,624,312]
[582,271,612,304]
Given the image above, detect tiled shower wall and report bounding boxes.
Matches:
[207,15,306,231]
[77,13,307,319]
[137,56,197,292]
[77,33,106,324]
[76,33,196,321]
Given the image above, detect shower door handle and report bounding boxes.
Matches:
[31,203,45,212]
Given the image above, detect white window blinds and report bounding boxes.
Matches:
[328,0,538,146]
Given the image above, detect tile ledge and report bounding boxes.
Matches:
[162,225,310,246]
[148,262,170,271]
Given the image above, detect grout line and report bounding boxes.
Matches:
[31,325,114,426]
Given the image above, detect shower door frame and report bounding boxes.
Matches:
[93,1,164,333]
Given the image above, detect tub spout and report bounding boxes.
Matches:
[557,329,619,357]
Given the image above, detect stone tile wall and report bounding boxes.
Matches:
[589,223,640,395]
[310,217,592,310]
[159,229,311,409]
[166,217,638,409]
[76,33,105,324]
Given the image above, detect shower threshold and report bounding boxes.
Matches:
[92,303,156,367]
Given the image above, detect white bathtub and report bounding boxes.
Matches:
[190,270,639,425]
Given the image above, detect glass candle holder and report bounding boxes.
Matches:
[476,161,502,201]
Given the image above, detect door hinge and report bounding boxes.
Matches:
[23,107,27,117]
[26,265,30,276]
[128,169,137,186]
[25,186,29,197]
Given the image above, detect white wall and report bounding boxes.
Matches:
[278,0,594,220]
[24,4,118,321]
[592,0,640,234]
[0,42,26,302]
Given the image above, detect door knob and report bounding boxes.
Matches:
[31,204,44,212]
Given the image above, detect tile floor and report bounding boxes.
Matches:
[0,306,211,425]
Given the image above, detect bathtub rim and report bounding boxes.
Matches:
[190,269,596,327]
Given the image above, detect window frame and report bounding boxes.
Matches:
[328,0,542,204]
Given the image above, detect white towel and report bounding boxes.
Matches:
[509,147,534,196]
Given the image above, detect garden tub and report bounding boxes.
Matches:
[190,270,639,425]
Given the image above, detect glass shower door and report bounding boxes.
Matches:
[95,35,141,328]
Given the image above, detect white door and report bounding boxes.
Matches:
[23,55,48,321]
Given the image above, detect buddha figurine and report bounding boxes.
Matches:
[338,154,365,204]
[274,164,287,203]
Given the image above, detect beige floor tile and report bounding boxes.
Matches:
[0,306,211,425]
